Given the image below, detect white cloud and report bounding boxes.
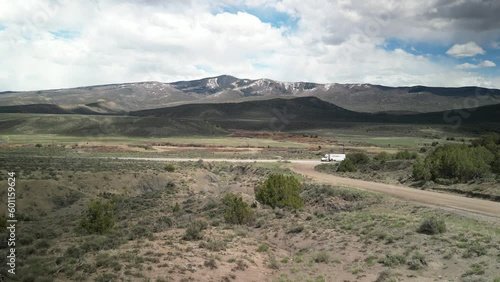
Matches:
[446,42,486,58]
[456,60,496,69]
[0,0,499,91]
[457,63,478,69]
[480,60,497,67]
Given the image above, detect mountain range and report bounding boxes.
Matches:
[2,75,500,113]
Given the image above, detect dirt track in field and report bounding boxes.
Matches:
[289,162,500,220]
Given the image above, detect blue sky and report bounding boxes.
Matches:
[219,4,299,32]
[49,30,79,40]
[0,0,499,90]
[381,38,499,76]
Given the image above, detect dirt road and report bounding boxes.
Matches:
[115,157,500,219]
[289,162,500,219]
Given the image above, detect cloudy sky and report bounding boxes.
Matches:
[1,0,499,91]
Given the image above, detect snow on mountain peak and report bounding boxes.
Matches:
[207,78,219,89]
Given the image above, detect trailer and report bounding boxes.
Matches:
[321,153,346,162]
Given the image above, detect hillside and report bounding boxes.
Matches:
[1,75,499,113]
[131,96,370,121]
[0,101,126,115]
[130,97,500,131]
[2,97,498,135]
[0,114,227,137]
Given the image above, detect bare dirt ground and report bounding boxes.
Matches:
[114,157,500,220]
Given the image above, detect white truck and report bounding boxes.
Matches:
[321,153,346,162]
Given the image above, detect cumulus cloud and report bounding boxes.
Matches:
[0,0,499,91]
[456,60,496,69]
[446,42,486,58]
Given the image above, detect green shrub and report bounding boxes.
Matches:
[407,252,427,270]
[374,152,392,161]
[35,143,43,148]
[337,159,357,172]
[412,156,431,181]
[19,234,35,245]
[255,174,304,210]
[154,216,173,231]
[472,134,500,173]
[375,270,398,282]
[347,153,370,165]
[286,225,304,234]
[462,241,487,258]
[233,259,248,271]
[268,256,280,269]
[394,150,418,160]
[182,220,207,241]
[172,202,181,213]
[35,240,51,249]
[164,163,176,172]
[257,244,269,252]
[425,144,492,182]
[417,216,446,235]
[222,193,255,225]
[471,133,500,151]
[204,258,217,269]
[129,225,152,240]
[380,253,406,267]
[313,252,330,263]
[199,240,226,251]
[65,246,84,258]
[79,199,115,234]
[462,263,485,277]
[491,152,500,174]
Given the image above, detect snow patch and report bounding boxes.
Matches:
[206,78,219,89]
[324,84,335,90]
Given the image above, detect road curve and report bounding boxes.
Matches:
[114,157,500,219]
[289,162,500,219]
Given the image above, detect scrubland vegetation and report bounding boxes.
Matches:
[413,134,499,182]
[0,149,499,281]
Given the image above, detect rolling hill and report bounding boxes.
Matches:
[1,96,498,135]
[1,75,499,113]
[130,96,500,131]
[0,101,126,115]
[0,114,227,137]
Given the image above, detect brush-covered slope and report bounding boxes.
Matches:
[130,96,500,129]
[131,97,372,121]
[0,114,227,137]
[0,101,126,115]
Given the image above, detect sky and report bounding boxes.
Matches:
[0,0,500,91]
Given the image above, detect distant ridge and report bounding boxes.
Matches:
[0,101,126,115]
[0,75,499,113]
